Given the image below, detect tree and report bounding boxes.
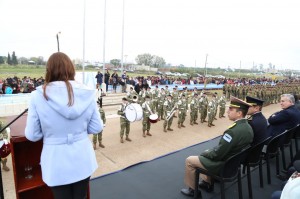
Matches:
[259,64,263,71]
[151,55,166,68]
[0,56,4,64]
[110,59,121,67]
[12,51,18,65]
[18,57,29,64]
[135,53,153,66]
[7,53,12,65]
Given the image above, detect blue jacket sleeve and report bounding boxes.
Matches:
[25,93,43,142]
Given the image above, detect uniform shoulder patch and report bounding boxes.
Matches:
[228,123,236,129]
[223,133,232,143]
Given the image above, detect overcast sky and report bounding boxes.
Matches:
[1,0,300,70]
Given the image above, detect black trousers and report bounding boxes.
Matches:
[50,177,90,199]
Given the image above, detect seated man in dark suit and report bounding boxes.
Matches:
[268,94,300,137]
[181,97,254,197]
[246,96,269,145]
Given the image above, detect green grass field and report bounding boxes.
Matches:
[0,65,157,80]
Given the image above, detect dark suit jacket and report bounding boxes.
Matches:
[248,112,269,145]
[267,105,300,137]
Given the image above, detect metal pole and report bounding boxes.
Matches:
[82,0,86,84]
[121,0,125,73]
[102,0,107,76]
[56,32,60,52]
[239,60,241,78]
[204,54,208,76]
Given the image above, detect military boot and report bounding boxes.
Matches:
[99,142,105,148]
[194,121,198,125]
[167,127,173,131]
[93,143,96,150]
[120,137,124,143]
[164,127,167,132]
[125,135,132,141]
[181,123,186,128]
[2,158,9,172]
[178,123,181,128]
[190,121,193,126]
[146,130,152,136]
[143,131,146,137]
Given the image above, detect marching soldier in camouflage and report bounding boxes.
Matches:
[190,93,199,125]
[180,87,189,99]
[190,87,199,98]
[172,87,179,118]
[207,94,217,127]
[152,85,160,113]
[177,94,188,128]
[127,87,138,103]
[117,97,132,143]
[218,92,226,118]
[0,121,10,171]
[139,87,147,105]
[146,87,152,100]
[199,92,208,123]
[142,95,154,137]
[165,85,170,96]
[157,88,166,121]
[93,101,106,149]
[213,92,219,120]
[163,95,176,132]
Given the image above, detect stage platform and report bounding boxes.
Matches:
[90,136,286,199]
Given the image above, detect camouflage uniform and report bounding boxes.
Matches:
[139,88,147,105]
[142,99,154,137]
[0,121,10,171]
[177,96,188,128]
[152,87,160,113]
[157,89,166,120]
[163,97,176,132]
[207,97,217,127]
[93,107,106,149]
[117,102,131,143]
[218,95,226,118]
[199,94,208,123]
[190,95,199,125]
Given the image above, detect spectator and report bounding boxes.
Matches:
[267,94,300,137]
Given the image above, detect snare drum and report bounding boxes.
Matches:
[149,114,158,123]
[125,103,143,122]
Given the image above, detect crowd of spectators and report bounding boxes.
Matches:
[1,71,299,95]
[0,76,45,94]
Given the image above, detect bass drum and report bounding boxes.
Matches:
[125,103,143,122]
[149,114,158,123]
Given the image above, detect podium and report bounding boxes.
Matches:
[8,115,90,199]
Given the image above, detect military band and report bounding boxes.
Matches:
[99,82,300,145]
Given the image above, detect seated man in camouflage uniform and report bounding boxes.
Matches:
[181,97,253,197]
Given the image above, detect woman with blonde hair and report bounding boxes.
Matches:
[25,52,103,199]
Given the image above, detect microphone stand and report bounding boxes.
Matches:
[0,108,28,199]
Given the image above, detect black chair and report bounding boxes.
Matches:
[242,137,271,199]
[264,131,287,184]
[280,124,299,170]
[194,146,251,199]
[293,124,300,152]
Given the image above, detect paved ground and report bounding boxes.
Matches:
[2,102,281,199]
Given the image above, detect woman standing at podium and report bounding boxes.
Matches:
[25,52,103,199]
